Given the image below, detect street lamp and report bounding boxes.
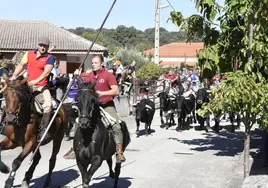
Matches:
[154,0,169,65]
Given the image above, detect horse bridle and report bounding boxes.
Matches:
[4,87,20,125]
[5,110,19,125]
[4,85,32,125]
[77,88,96,120]
[76,76,98,122]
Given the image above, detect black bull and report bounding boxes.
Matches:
[158,92,177,129]
[195,88,240,133]
[175,92,196,131]
[134,98,155,137]
[195,88,211,132]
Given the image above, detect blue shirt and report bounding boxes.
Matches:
[191,74,198,86]
[128,65,135,73]
[0,68,9,77]
[51,67,59,79]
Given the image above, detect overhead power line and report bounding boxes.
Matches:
[166,0,176,11]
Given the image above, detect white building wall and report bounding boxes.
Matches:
[66,54,93,71]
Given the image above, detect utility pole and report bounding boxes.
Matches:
[154,1,169,65]
[154,0,160,65]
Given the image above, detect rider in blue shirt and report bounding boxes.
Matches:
[191,72,198,86]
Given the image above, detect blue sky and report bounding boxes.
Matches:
[0,0,225,31]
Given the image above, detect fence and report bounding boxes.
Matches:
[118,79,166,116]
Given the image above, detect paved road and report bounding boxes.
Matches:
[0,110,245,188]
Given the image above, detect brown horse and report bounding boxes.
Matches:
[0,74,67,188]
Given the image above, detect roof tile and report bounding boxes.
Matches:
[0,19,107,52]
[145,42,204,57]
[160,61,196,66]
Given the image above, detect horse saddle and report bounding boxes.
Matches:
[34,93,58,114]
[99,107,123,128]
[73,106,123,128]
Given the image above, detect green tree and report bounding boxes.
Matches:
[135,42,153,52]
[65,25,201,52]
[169,0,268,179]
[198,71,268,178]
[168,0,268,77]
[136,63,163,80]
[115,47,150,69]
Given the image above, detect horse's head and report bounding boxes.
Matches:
[158,92,169,109]
[196,88,209,105]
[75,79,99,129]
[2,74,30,124]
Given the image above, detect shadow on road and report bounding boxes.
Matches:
[168,131,244,156]
[13,169,79,188]
[91,176,133,188]
[249,129,268,176]
[136,128,156,137]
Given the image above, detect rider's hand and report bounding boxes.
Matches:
[9,75,16,81]
[28,80,38,86]
[96,90,104,97]
[74,68,82,76]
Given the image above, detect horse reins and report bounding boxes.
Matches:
[77,73,98,121]
[29,0,118,164]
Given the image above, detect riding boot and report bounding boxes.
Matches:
[116,143,126,163]
[37,111,52,142]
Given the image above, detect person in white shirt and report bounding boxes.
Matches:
[50,60,63,100]
[115,63,124,76]
[51,60,59,79]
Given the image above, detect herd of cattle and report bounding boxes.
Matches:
[132,86,240,136]
[65,80,240,141]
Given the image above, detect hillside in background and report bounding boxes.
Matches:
[66,25,202,53]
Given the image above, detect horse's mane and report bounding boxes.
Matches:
[76,83,98,102]
[10,82,32,102]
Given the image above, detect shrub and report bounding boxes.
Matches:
[115,47,151,69]
[136,63,163,80]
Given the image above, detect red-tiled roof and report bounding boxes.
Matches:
[160,61,196,67]
[0,20,107,53]
[144,42,204,57]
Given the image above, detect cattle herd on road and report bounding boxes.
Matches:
[132,82,240,138]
